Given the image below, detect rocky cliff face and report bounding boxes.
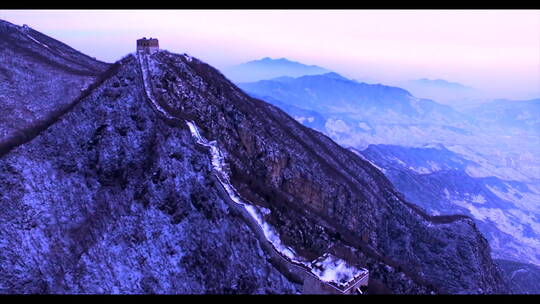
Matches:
[0,22,508,294]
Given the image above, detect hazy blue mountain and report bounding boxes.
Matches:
[238,72,477,149]
[239,73,470,123]
[397,78,481,104]
[409,78,475,90]
[246,70,540,274]
[358,144,540,267]
[240,73,412,116]
[245,66,540,284]
[222,57,331,83]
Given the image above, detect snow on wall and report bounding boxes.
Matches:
[186,120,368,287]
[137,52,176,120]
[24,33,51,50]
[18,25,53,52]
[185,120,300,261]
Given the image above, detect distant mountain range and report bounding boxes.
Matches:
[239,73,465,122]
[238,72,476,149]
[222,57,331,82]
[396,78,481,105]
[409,78,475,91]
[224,57,483,106]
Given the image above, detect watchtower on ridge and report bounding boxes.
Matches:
[136,37,159,54]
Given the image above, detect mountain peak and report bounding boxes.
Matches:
[320,72,349,81]
[222,56,331,83]
[251,57,308,65]
[412,78,474,90]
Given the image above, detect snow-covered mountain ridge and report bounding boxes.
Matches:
[0,19,509,294]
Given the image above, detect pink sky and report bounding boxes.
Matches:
[1,10,539,99]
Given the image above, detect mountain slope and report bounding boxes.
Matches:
[360,144,540,267]
[0,27,508,293]
[463,98,540,133]
[495,259,540,294]
[0,54,296,294]
[222,57,330,83]
[0,19,110,147]
[246,93,328,132]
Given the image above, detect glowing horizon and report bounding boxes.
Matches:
[1,9,539,100]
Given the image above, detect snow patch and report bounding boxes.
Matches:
[310,253,367,287]
[357,122,372,131]
[294,116,315,124]
[443,188,451,199]
[325,119,351,134]
[471,194,486,204]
